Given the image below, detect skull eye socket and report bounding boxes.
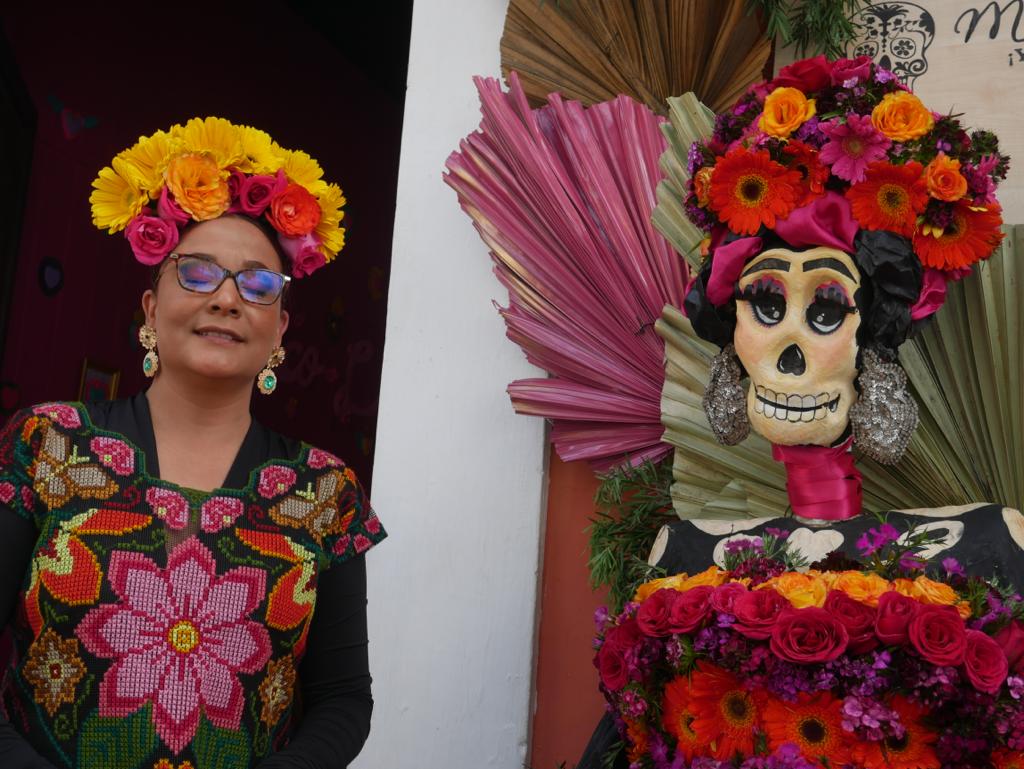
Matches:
[807,283,855,335]
[738,277,786,327]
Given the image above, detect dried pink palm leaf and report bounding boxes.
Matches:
[444,72,687,469]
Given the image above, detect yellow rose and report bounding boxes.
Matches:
[832,571,891,607]
[679,565,728,591]
[871,91,934,142]
[759,87,817,139]
[758,572,827,608]
[164,152,231,221]
[911,575,959,606]
[633,573,687,603]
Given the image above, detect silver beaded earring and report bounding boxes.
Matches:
[849,347,919,464]
[257,346,286,395]
[139,325,159,378]
[703,343,751,446]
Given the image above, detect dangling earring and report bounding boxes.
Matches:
[849,347,919,464]
[257,346,286,395]
[139,325,159,378]
[703,343,750,446]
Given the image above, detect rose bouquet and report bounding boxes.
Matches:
[594,522,1024,769]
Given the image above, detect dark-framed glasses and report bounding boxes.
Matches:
[166,253,291,306]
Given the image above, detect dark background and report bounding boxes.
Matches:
[0,1,414,487]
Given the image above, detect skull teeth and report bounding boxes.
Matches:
[753,386,840,422]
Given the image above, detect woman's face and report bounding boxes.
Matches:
[142,216,290,386]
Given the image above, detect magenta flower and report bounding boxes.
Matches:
[257,465,298,498]
[145,487,190,530]
[90,437,135,475]
[33,403,81,429]
[818,114,892,183]
[200,496,246,533]
[76,540,271,753]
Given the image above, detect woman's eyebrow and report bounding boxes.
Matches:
[802,257,856,281]
[741,257,790,277]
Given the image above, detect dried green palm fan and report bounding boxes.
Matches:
[653,95,1024,520]
[500,0,771,116]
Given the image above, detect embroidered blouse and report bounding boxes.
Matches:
[0,395,386,768]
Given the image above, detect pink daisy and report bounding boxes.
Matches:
[818,113,892,183]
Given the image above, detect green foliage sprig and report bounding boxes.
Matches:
[747,0,867,58]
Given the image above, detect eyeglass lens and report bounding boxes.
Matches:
[176,256,285,305]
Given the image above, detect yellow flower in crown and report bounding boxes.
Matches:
[89,116,346,278]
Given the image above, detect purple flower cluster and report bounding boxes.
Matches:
[855,523,900,556]
[840,695,904,742]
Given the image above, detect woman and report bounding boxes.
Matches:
[0,117,385,768]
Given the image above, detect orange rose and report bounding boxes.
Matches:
[759,87,816,139]
[911,575,959,606]
[634,573,687,603]
[678,565,728,591]
[164,153,231,221]
[955,601,972,620]
[693,166,714,207]
[891,578,916,597]
[267,183,322,236]
[871,91,934,142]
[925,153,968,201]
[758,572,827,608]
[832,571,890,607]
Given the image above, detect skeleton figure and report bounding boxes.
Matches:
[847,2,936,88]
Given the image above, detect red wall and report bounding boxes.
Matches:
[0,4,404,486]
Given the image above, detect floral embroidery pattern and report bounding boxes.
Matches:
[146,487,190,530]
[269,470,344,537]
[76,540,272,753]
[0,481,14,503]
[257,466,297,499]
[32,403,82,429]
[89,437,135,475]
[258,657,296,726]
[200,496,245,533]
[32,425,118,508]
[22,629,86,716]
[307,448,341,469]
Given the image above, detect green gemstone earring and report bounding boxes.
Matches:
[257,346,286,395]
[139,325,159,378]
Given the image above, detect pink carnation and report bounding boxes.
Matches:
[279,232,326,278]
[819,114,892,183]
[125,215,179,266]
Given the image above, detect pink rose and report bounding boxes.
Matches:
[280,232,326,278]
[771,55,832,92]
[145,487,190,530]
[257,465,297,498]
[830,55,873,86]
[637,589,678,637]
[157,186,190,225]
[667,585,714,634]
[710,582,748,615]
[733,588,790,640]
[995,621,1024,673]
[770,607,849,664]
[908,605,967,666]
[963,629,1009,694]
[875,591,920,646]
[125,215,179,266]
[239,170,287,217]
[824,590,878,654]
[200,496,245,533]
[90,437,135,475]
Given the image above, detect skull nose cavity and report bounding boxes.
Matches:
[777,344,806,376]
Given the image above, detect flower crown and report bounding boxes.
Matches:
[89,116,345,278]
[684,55,1008,277]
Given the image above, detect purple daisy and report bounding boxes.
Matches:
[818,113,892,183]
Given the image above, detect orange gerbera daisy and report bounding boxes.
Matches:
[846,161,928,237]
[762,692,851,767]
[992,748,1024,769]
[783,140,829,207]
[688,661,764,760]
[854,697,940,769]
[662,676,704,761]
[624,717,650,763]
[708,148,801,235]
[913,202,1004,271]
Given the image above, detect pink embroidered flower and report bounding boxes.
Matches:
[818,113,892,183]
[332,535,351,555]
[90,437,135,475]
[364,515,382,535]
[145,488,190,530]
[307,448,341,469]
[20,485,34,511]
[32,403,81,429]
[257,466,297,499]
[0,482,14,504]
[76,540,271,753]
[354,534,372,553]
[200,496,245,533]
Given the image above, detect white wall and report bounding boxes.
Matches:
[358,1,548,767]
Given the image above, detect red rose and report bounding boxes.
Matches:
[267,182,322,236]
[908,605,967,666]
[830,55,874,86]
[995,621,1024,673]
[824,590,878,654]
[667,585,714,634]
[770,607,849,664]
[637,589,678,637]
[875,590,921,646]
[596,619,641,691]
[711,582,748,615]
[963,629,1009,694]
[771,55,832,92]
[733,588,790,640]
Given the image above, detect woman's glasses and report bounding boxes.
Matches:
[166,253,291,306]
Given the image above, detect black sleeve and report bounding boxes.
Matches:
[256,555,373,769]
[0,508,60,769]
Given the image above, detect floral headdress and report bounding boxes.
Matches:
[89,116,345,278]
[685,55,1008,290]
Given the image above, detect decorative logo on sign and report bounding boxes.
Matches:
[847,3,937,88]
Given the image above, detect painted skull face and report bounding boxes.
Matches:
[848,2,936,89]
[733,247,861,446]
